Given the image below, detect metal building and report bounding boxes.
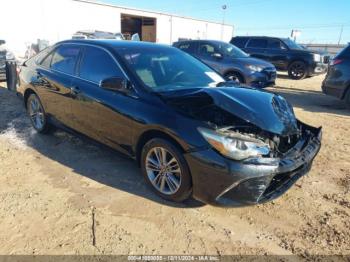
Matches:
[2,0,234,57]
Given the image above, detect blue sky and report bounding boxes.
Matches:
[102,0,350,44]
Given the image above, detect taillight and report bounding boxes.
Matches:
[330,59,343,66]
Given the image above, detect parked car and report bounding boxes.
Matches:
[322,44,350,108]
[18,40,321,206]
[72,30,140,41]
[0,39,17,82]
[173,40,276,88]
[231,36,329,80]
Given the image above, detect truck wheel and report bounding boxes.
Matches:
[288,61,307,80]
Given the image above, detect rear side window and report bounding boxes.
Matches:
[79,46,124,83]
[231,37,249,48]
[177,42,195,53]
[51,45,80,75]
[247,38,268,48]
[199,43,218,56]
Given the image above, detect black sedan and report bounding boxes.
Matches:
[173,40,276,88]
[18,40,322,206]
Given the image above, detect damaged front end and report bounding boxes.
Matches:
[163,87,322,206]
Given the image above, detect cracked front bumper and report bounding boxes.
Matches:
[184,123,322,206]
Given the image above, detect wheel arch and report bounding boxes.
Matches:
[23,88,37,107]
[223,69,246,83]
[287,59,309,69]
[135,129,186,166]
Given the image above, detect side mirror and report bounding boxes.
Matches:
[0,40,5,45]
[100,77,131,93]
[212,53,223,59]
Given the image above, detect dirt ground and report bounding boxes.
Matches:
[0,74,349,257]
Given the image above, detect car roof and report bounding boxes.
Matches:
[233,36,286,41]
[174,39,227,45]
[56,39,173,50]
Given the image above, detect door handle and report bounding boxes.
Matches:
[71,86,81,96]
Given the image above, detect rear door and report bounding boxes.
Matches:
[245,38,269,61]
[34,44,81,127]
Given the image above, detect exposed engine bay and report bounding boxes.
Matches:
[164,89,307,158]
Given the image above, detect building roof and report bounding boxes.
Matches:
[72,0,233,27]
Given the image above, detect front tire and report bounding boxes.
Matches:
[141,138,192,202]
[26,93,50,133]
[225,72,244,84]
[288,61,307,80]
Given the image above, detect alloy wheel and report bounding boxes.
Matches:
[145,147,182,195]
[28,96,45,130]
[290,62,306,79]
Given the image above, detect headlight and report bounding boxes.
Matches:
[246,64,263,72]
[5,51,15,60]
[313,54,321,62]
[198,127,270,160]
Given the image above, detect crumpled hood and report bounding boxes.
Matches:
[163,87,298,136]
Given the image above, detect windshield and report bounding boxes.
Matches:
[119,47,225,92]
[282,38,303,50]
[218,42,249,58]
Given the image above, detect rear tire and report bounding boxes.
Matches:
[26,93,50,133]
[288,61,307,80]
[141,138,192,202]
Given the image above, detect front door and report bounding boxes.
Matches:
[265,39,289,69]
[244,38,269,61]
[197,42,224,73]
[70,45,135,154]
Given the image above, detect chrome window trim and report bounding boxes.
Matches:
[65,42,130,82]
[36,42,138,95]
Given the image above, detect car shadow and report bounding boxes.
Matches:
[0,87,204,208]
[268,85,350,117]
[276,73,291,80]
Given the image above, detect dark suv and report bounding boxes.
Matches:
[322,44,350,108]
[231,36,329,80]
[173,40,276,88]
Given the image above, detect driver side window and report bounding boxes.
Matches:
[79,46,124,84]
[199,43,217,57]
[268,40,286,50]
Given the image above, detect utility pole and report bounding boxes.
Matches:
[338,24,344,45]
[221,4,227,41]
